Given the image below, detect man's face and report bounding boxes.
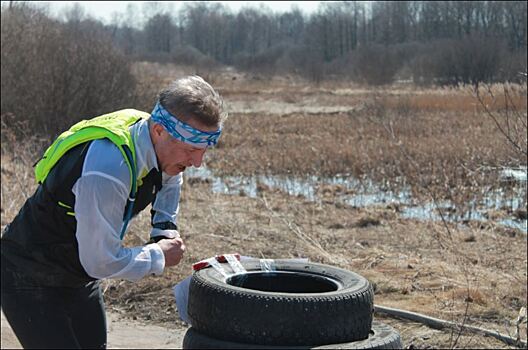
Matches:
[151,118,218,176]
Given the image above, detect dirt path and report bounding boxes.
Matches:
[1,310,188,349]
[3,309,517,349]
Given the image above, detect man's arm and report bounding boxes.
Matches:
[73,172,166,280]
[149,172,183,240]
[72,140,184,281]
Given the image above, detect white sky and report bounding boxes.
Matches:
[31,1,324,24]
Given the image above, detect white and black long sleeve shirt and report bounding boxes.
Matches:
[72,118,182,281]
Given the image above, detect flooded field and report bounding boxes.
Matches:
[187,165,527,233]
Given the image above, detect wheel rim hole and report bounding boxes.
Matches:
[226,272,339,293]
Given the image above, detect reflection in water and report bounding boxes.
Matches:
[185,166,527,233]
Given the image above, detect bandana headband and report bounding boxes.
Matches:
[150,101,221,148]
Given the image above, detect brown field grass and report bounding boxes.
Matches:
[1,146,526,348]
[132,62,527,112]
[132,64,527,207]
[1,64,527,348]
[211,109,511,179]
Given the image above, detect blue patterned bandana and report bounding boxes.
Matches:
[150,101,221,148]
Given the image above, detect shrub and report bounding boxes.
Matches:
[417,36,505,86]
[1,3,136,136]
[348,44,404,86]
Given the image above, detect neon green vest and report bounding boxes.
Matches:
[34,109,150,238]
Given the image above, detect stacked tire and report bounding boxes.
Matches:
[184,260,402,349]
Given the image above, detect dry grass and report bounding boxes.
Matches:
[1,66,526,348]
[378,84,527,113]
[1,135,527,348]
[118,181,526,348]
[0,116,47,227]
[207,108,523,215]
[197,72,526,214]
[211,109,512,176]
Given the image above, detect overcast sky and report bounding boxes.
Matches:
[35,1,324,24]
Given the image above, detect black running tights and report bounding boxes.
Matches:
[1,260,107,349]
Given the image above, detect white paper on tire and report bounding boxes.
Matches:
[173,256,309,324]
[260,258,276,272]
[205,257,229,277]
[225,253,246,274]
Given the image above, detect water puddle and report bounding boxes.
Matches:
[186,166,527,233]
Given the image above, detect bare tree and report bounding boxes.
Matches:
[144,13,175,53]
[44,0,527,85]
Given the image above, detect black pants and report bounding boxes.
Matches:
[1,256,107,349]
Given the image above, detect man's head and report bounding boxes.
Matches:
[149,76,227,176]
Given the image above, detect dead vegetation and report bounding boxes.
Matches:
[1,66,526,348]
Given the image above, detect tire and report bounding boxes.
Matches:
[188,260,374,346]
[182,321,402,349]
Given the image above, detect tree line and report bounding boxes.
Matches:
[0,1,526,138]
[2,1,528,93]
[105,1,527,85]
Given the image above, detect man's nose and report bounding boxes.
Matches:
[191,151,205,167]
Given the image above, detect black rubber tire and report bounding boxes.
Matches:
[182,321,402,349]
[188,260,374,346]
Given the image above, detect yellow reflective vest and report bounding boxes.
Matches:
[34,109,150,238]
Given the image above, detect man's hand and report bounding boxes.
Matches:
[157,237,186,267]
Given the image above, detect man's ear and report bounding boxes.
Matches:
[152,123,165,137]
[150,122,166,145]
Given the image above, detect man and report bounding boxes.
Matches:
[0,76,227,349]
